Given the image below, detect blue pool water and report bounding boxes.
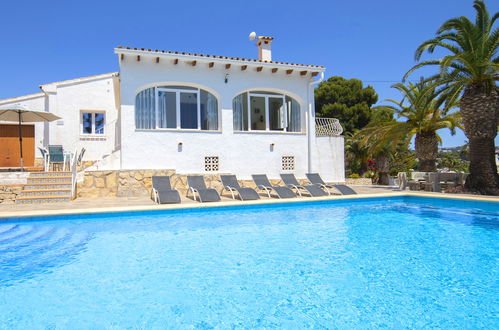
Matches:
[0,196,497,328]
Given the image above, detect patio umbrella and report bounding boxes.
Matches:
[0,103,61,170]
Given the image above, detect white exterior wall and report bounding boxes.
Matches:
[314,136,345,182]
[0,51,346,182]
[42,76,119,161]
[119,54,345,181]
[0,75,120,163]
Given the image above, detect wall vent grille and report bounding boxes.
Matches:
[282,156,295,171]
[205,156,219,171]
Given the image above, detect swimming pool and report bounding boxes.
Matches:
[0,196,497,328]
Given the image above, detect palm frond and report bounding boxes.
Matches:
[407,0,497,95]
[403,60,441,81]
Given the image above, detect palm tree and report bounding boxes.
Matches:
[356,80,461,173]
[404,0,498,194]
[344,131,369,175]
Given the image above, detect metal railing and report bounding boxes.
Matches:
[315,118,343,136]
[70,151,78,199]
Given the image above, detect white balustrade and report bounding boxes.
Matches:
[315,118,343,136]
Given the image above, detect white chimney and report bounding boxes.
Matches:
[257,36,274,61]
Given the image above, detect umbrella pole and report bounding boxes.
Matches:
[18,111,24,171]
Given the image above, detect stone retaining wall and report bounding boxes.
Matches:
[78,170,356,199]
[34,158,44,169]
[34,158,95,171]
[78,169,175,198]
[345,178,372,185]
[78,171,250,198]
[0,185,23,204]
[78,171,324,199]
[0,172,30,185]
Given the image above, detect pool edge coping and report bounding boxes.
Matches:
[0,191,497,220]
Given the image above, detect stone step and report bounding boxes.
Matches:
[20,189,72,197]
[15,195,72,204]
[29,171,72,178]
[0,172,30,185]
[23,183,72,190]
[27,176,72,184]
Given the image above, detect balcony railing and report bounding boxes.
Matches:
[315,118,343,136]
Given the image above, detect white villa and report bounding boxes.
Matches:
[0,37,344,182]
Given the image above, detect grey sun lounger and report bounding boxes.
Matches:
[252,174,296,199]
[151,176,181,204]
[187,175,221,202]
[280,174,327,197]
[306,173,357,195]
[220,175,260,201]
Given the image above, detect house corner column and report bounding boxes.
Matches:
[307,84,316,173]
[307,72,324,174]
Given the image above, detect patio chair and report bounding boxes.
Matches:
[251,174,296,199]
[151,176,181,204]
[220,175,260,201]
[186,175,221,202]
[38,147,49,171]
[306,173,357,195]
[47,145,64,171]
[397,172,420,191]
[280,174,327,197]
[424,172,460,192]
[77,148,86,167]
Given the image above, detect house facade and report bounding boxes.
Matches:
[0,37,345,182]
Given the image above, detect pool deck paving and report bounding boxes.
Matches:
[0,185,497,219]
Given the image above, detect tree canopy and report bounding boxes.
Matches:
[355,79,461,172]
[404,0,499,194]
[314,76,378,134]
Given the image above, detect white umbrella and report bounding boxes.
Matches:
[0,103,61,170]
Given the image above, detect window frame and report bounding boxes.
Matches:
[233,92,303,133]
[247,92,287,132]
[156,87,201,130]
[135,86,220,131]
[80,111,106,136]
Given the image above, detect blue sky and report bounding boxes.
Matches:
[0,0,497,147]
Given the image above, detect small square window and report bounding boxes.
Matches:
[205,156,219,172]
[81,112,105,135]
[282,156,295,171]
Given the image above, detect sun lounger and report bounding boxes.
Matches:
[151,176,181,204]
[220,175,260,201]
[306,173,357,195]
[280,174,327,197]
[252,174,296,198]
[332,184,357,195]
[187,175,221,202]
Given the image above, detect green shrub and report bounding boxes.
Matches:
[348,173,361,179]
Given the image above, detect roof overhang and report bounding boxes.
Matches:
[39,72,119,92]
[114,47,325,77]
[0,92,45,105]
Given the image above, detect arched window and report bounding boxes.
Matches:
[135,86,218,130]
[232,91,301,132]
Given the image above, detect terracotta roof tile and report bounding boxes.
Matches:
[116,46,324,69]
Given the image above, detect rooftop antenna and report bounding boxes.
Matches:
[248,31,257,41]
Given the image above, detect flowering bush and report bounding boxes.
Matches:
[365,159,379,182]
[367,159,377,172]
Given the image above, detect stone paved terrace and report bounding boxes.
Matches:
[0,185,392,213]
[0,185,497,218]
